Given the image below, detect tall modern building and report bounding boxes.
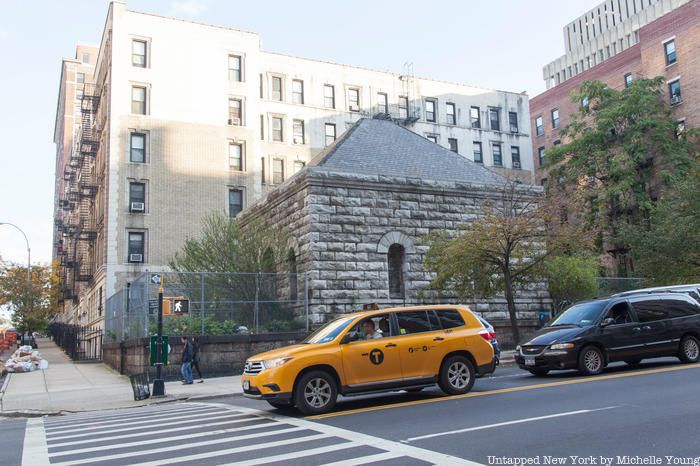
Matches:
[53,1,534,327]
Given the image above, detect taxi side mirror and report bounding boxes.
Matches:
[340,333,358,344]
[600,318,615,327]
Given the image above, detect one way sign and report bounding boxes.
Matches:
[151,273,161,285]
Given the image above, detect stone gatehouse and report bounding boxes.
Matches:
[240,118,549,340]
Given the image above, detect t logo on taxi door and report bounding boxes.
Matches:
[369,348,384,365]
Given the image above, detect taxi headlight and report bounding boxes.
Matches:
[262,357,293,370]
[550,343,574,350]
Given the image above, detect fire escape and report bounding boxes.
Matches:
[56,83,101,302]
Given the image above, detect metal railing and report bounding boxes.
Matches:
[48,323,104,361]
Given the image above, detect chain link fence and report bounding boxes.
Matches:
[597,277,646,296]
[105,271,309,343]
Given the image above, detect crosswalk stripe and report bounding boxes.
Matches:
[218,441,362,466]
[47,416,275,448]
[50,432,332,465]
[46,408,225,433]
[320,452,402,466]
[44,405,208,429]
[22,418,49,466]
[47,412,254,441]
[125,433,338,466]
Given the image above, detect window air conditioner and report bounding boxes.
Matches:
[129,253,143,263]
[293,137,303,144]
[130,202,145,212]
[513,161,522,169]
[349,105,359,112]
[228,117,241,126]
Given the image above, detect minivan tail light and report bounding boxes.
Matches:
[478,329,492,341]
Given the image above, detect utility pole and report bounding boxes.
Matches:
[0,222,31,282]
[152,276,165,396]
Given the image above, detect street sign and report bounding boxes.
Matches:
[148,299,159,314]
[151,273,161,285]
[173,298,189,314]
[149,335,169,366]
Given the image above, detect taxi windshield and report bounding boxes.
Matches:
[302,316,356,344]
[550,301,607,327]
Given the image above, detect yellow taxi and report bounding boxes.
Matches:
[241,305,496,414]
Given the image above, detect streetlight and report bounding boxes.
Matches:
[0,222,31,282]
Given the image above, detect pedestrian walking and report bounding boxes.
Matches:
[191,336,204,383]
[180,335,193,385]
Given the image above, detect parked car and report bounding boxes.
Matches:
[515,291,700,376]
[241,305,496,415]
[612,284,700,301]
[478,317,501,365]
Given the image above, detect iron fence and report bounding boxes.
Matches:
[105,271,309,342]
[48,322,103,361]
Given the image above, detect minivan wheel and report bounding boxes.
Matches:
[439,355,475,395]
[678,335,700,363]
[578,346,604,376]
[528,368,550,377]
[294,370,338,415]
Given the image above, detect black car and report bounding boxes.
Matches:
[515,291,700,376]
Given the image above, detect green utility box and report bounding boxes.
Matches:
[149,335,169,366]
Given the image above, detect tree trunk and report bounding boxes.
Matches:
[503,270,521,344]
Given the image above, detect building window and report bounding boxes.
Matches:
[128,232,144,262]
[76,72,85,84]
[261,157,266,184]
[76,88,83,100]
[669,79,682,105]
[425,99,436,122]
[229,142,243,170]
[131,86,146,114]
[324,84,335,108]
[398,96,409,119]
[448,138,458,153]
[664,39,676,65]
[582,96,590,109]
[259,114,264,140]
[325,123,336,146]
[132,40,147,67]
[489,108,500,131]
[551,109,559,129]
[446,103,456,125]
[292,79,304,104]
[228,55,242,82]
[508,112,518,133]
[293,119,305,144]
[293,161,305,173]
[271,76,283,101]
[553,139,561,146]
[536,116,544,135]
[129,182,145,208]
[473,141,483,163]
[511,146,521,168]
[272,159,284,184]
[624,73,633,88]
[426,134,438,144]
[387,244,405,299]
[538,146,545,167]
[130,133,146,163]
[272,117,283,141]
[348,88,360,111]
[676,118,686,139]
[228,98,242,125]
[228,189,243,216]
[492,143,502,166]
[81,52,90,64]
[377,92,388,114]
[470,106,481,128]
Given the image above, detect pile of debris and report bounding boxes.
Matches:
[4,345,49,373]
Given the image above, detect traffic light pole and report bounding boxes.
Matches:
[152,282,165,397]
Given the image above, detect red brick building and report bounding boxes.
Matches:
[530,0,700,184]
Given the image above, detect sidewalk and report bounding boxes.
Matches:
[0,338,242,416]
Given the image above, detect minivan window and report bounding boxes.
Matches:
[631,299,668,323]
[438,309,465,329]
[551,301,607,326]
[397,310,433,335]
[665,298,699,318]
[303,317,355,344]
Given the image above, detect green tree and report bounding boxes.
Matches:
[545,255,599,314]
[423,182,582,343]
[545,77,697,272]
[0,263,59,335]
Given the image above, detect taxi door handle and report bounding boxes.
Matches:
[384,343,397,348]
[433,337,445,341]
[633,327,641,332]
[642,325,652,331]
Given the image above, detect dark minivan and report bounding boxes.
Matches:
[515,292,700,376]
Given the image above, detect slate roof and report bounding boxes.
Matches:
[309,118,505,185]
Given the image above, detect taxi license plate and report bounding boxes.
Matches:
[525,357,536,366]
[243,380,250,390]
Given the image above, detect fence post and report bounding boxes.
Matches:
[200,273,205,335]
[304,272,309,332]
[254,273,260,334]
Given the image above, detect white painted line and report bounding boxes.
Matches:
[21,418,50,466]
[50,432,332,465]
[47,412,254,441]
[48,416,275,448]
[405,406,618,442]
[199,402,481,466]
[218,442,361,466]
[45,404,209,428]
[45,405,214,430]
[49,426,304,457]
[320,451,401,466]
[46,408,225,433]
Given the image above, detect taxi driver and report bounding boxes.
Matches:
[360,319,383,340]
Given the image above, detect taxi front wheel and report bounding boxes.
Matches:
[439,355,475,395]
[294,370,338,415]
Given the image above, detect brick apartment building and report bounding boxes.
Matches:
[531,0,700,184]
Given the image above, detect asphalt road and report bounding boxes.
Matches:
[7,357,700,465]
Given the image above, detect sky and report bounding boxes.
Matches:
[0,0,600,266]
